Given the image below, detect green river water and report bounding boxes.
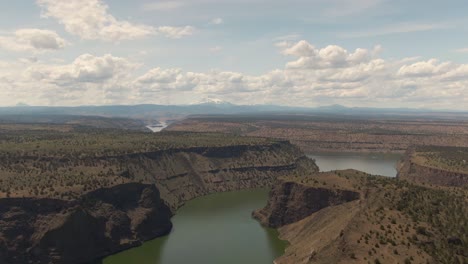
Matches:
[103,152,401,264]
[103,189,287,264]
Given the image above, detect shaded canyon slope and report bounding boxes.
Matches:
[0,129,318,264]
[253,179,360,228]
[0,183,172,264]
[397,146,468,187]
[125,140,318,210]
[255,168,467,264]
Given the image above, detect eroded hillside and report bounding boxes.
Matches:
[398,146,468,187]
[0,183,173,264]
[256,170,467,264]
[0,129,317,207]
[0,127,318,263]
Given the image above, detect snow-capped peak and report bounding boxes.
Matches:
[193,97,232,105]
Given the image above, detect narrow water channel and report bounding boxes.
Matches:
[103,189,287,264]
[104,152,402,263]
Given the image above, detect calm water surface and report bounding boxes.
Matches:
[104,153,400,263]
[103,189,287,264]
[307,152,402,177]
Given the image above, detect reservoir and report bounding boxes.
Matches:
[103,152,401,264]
[307,152,402,177]
[103,189,287,264]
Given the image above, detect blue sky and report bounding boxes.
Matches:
[0,0,467,109]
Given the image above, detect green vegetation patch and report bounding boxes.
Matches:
[0,129,275,199]
[0,130,272,158]
[396,183,468,264]
[413,146,468,173]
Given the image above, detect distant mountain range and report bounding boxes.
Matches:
[0,100,466,121]
[192,97,234,106]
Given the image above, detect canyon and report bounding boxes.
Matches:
[1,122,466,264]
[0,184,172,264]
[0,129,317,264]
[255,147,467,264]
[397,146,468,187]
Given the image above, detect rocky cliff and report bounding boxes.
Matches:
[397,147,468,187]
[120,141,318,210]
[0,137,318,264]
[0,183,172,264]
[398,160,468,187]
[255,170,468,264]
[253,180,359,228]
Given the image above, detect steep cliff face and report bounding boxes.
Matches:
[0,183,172,264]
[0,140,317,264]
[398,161,468,187]
[397,148,468,187]
[253,180,360,228]
[121,141,318,209]
[255,170,468,264]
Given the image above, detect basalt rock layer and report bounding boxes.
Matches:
[397,147,468,187]
[0,183,172,264]
[0,137,318,264]
[122,141,319,210]
[398,160,468,187]
[253,180,360,228]
[255,170,467,264]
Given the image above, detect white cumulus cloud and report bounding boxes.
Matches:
[36,0,194,41]
[397,59,452,77]
[26,53,138,86]
[0,28,68,52]
[281,40,376,69]
[1,40,467,109]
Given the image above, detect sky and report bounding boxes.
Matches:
[0,0,467,109]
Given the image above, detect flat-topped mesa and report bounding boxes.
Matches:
[397,146,468,187]
[0,183,172,264]
[166,115,468,153]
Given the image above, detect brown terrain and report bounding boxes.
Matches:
[1,116,467,264]
[0,125,317,264]
[0,183,172,264]
[167,115,468,153]
[254,147,468,264]
[398,146,468,187]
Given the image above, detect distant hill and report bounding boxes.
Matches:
[0,101,466,121]
[0,114,147,131]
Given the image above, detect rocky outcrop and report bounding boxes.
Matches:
[119,141,319,210]
[397,150,468,187]
[398,161,468,187]
[0,183,172,264]
[253,180,360,228]
[0,140,318,263]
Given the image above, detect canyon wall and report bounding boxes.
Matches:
[120,141,318,210]
[397,150,468,187]
[253,180,359,228]
[0,183,172,264]
[0,140,318,264]
[255,165,468,263]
